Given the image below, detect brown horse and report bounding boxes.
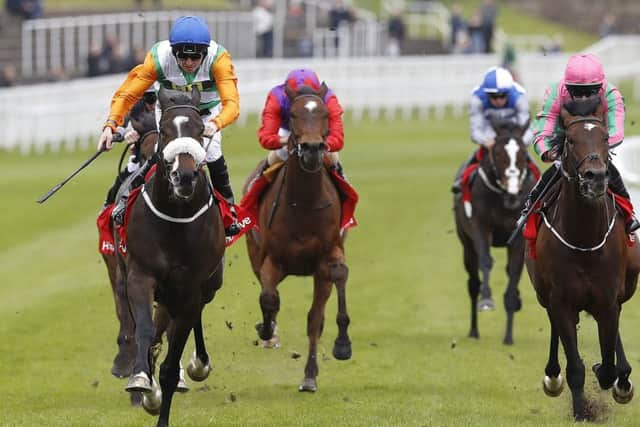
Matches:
[244,83,352,392]
[453,119,536,344]
[102,108,159,380]
[117,87,225,427]
[525,97,640,420]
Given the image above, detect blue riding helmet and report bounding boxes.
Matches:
[169,16,211,58]
[481,66,514,95]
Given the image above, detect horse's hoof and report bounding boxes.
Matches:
[256,322,280,347]
[333,339,352,360]
[298,377,317,392]
[477,298,495,311]
[142,384,162,416]
[468,329,479,339]
[187,351,212,382]
[126,371,152,393]
[542,374,564,397]
[613,378,634,404]
[503,336,513,346]
[176,366,189,393]
[592,363,615,389]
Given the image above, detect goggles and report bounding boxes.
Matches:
[488,92,508,100]
[566,84,601,98]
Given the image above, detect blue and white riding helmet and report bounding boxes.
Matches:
[481,66,514,95]
[169,16,211,58]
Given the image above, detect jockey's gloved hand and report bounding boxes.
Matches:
[203,121,218,138]
[98,127,114,151]
[124,129,140,143]
[542,146,560,162]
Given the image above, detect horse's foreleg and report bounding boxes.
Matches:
[257,256,284,346]
[461,235,480,338]
[300,274,333,392]
[187,316,212,382]
[593,308,619,390]
[551,304,586,420]
[613,332,634,403]
[331,262,351,361]
[125,267,156,395]
[542,320,564,397]
[157,313,194,427]
[503,242,524,345]
[108,255,136,378]
[471,227,494,311]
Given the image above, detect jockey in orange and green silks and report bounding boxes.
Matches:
[524,53,639,235]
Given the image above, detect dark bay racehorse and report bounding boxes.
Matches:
[103,108,159,380]
[453,120,536,344]
[117,87,225,427]
[244,83,352,392]
[525,98,640,420]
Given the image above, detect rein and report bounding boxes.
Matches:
[541,191,617,252]
[480,140,528,194]
[561,116,605,182]
[288,93,328,174]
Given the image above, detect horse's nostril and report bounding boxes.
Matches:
[583,171,595,181]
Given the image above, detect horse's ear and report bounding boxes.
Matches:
[191,86,201,107]
[520,118,530,138]
[285,84,296,100]
[319,82,328,100]
[560,107,573,128]
[595,100,604,121]
[158,86,170,110]
[489,115,500,132]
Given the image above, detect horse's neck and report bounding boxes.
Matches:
[284,158,328,204]
[557,180,613,242]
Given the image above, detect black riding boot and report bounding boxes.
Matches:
[104,169,132,208]
[111,160,153,226]
[208,156,241,237]
[608,163,640,234]
[452,150,480,193]
[515,164,560,227]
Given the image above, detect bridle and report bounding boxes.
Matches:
[480,135,528,194]
[560,116,607,183]
[288,93,328,174]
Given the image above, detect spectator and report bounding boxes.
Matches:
[5,0,42,19]
[449,3,466,49]
[284,1,312,57]
[480,0,497,53]
[0,64,17,87]
[466,12,485,54]
[328,0,356,48]
[133,0,162,8]
[599,13,617,38]
[253,0,274,58]
[539,33,563,55]
[387,9,406,56]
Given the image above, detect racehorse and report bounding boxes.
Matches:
[102,107,158,380]
[453,119,536,344]
[525,97,640,420]
[117,86,225,427]
[244,83,352,392]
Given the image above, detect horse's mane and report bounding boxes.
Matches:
[563,95,601,117]
[165,92,196,107]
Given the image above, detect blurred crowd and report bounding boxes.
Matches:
[449,0,497,54]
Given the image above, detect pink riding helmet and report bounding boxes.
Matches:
[563,53,605,86]
[285,68,321,91]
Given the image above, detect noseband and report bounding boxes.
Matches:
[156,104,206,177]
[561,116,606,182]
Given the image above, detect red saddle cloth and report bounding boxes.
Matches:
[522,189,636,260]
[239,165,359,233]
[97,165,253,255]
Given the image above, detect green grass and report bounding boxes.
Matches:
[3,110,640,426]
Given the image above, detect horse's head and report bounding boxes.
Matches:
[486,117,530,209]
[285,83,330,173]
[129,106,159,162]
[156,86,206,200]
[560,96,609,201]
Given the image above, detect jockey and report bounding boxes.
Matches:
[257,68,346,177]
[521,53,639,234]
[102,88,157,210]
[452,66,535,192]
[96,15,241,237]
